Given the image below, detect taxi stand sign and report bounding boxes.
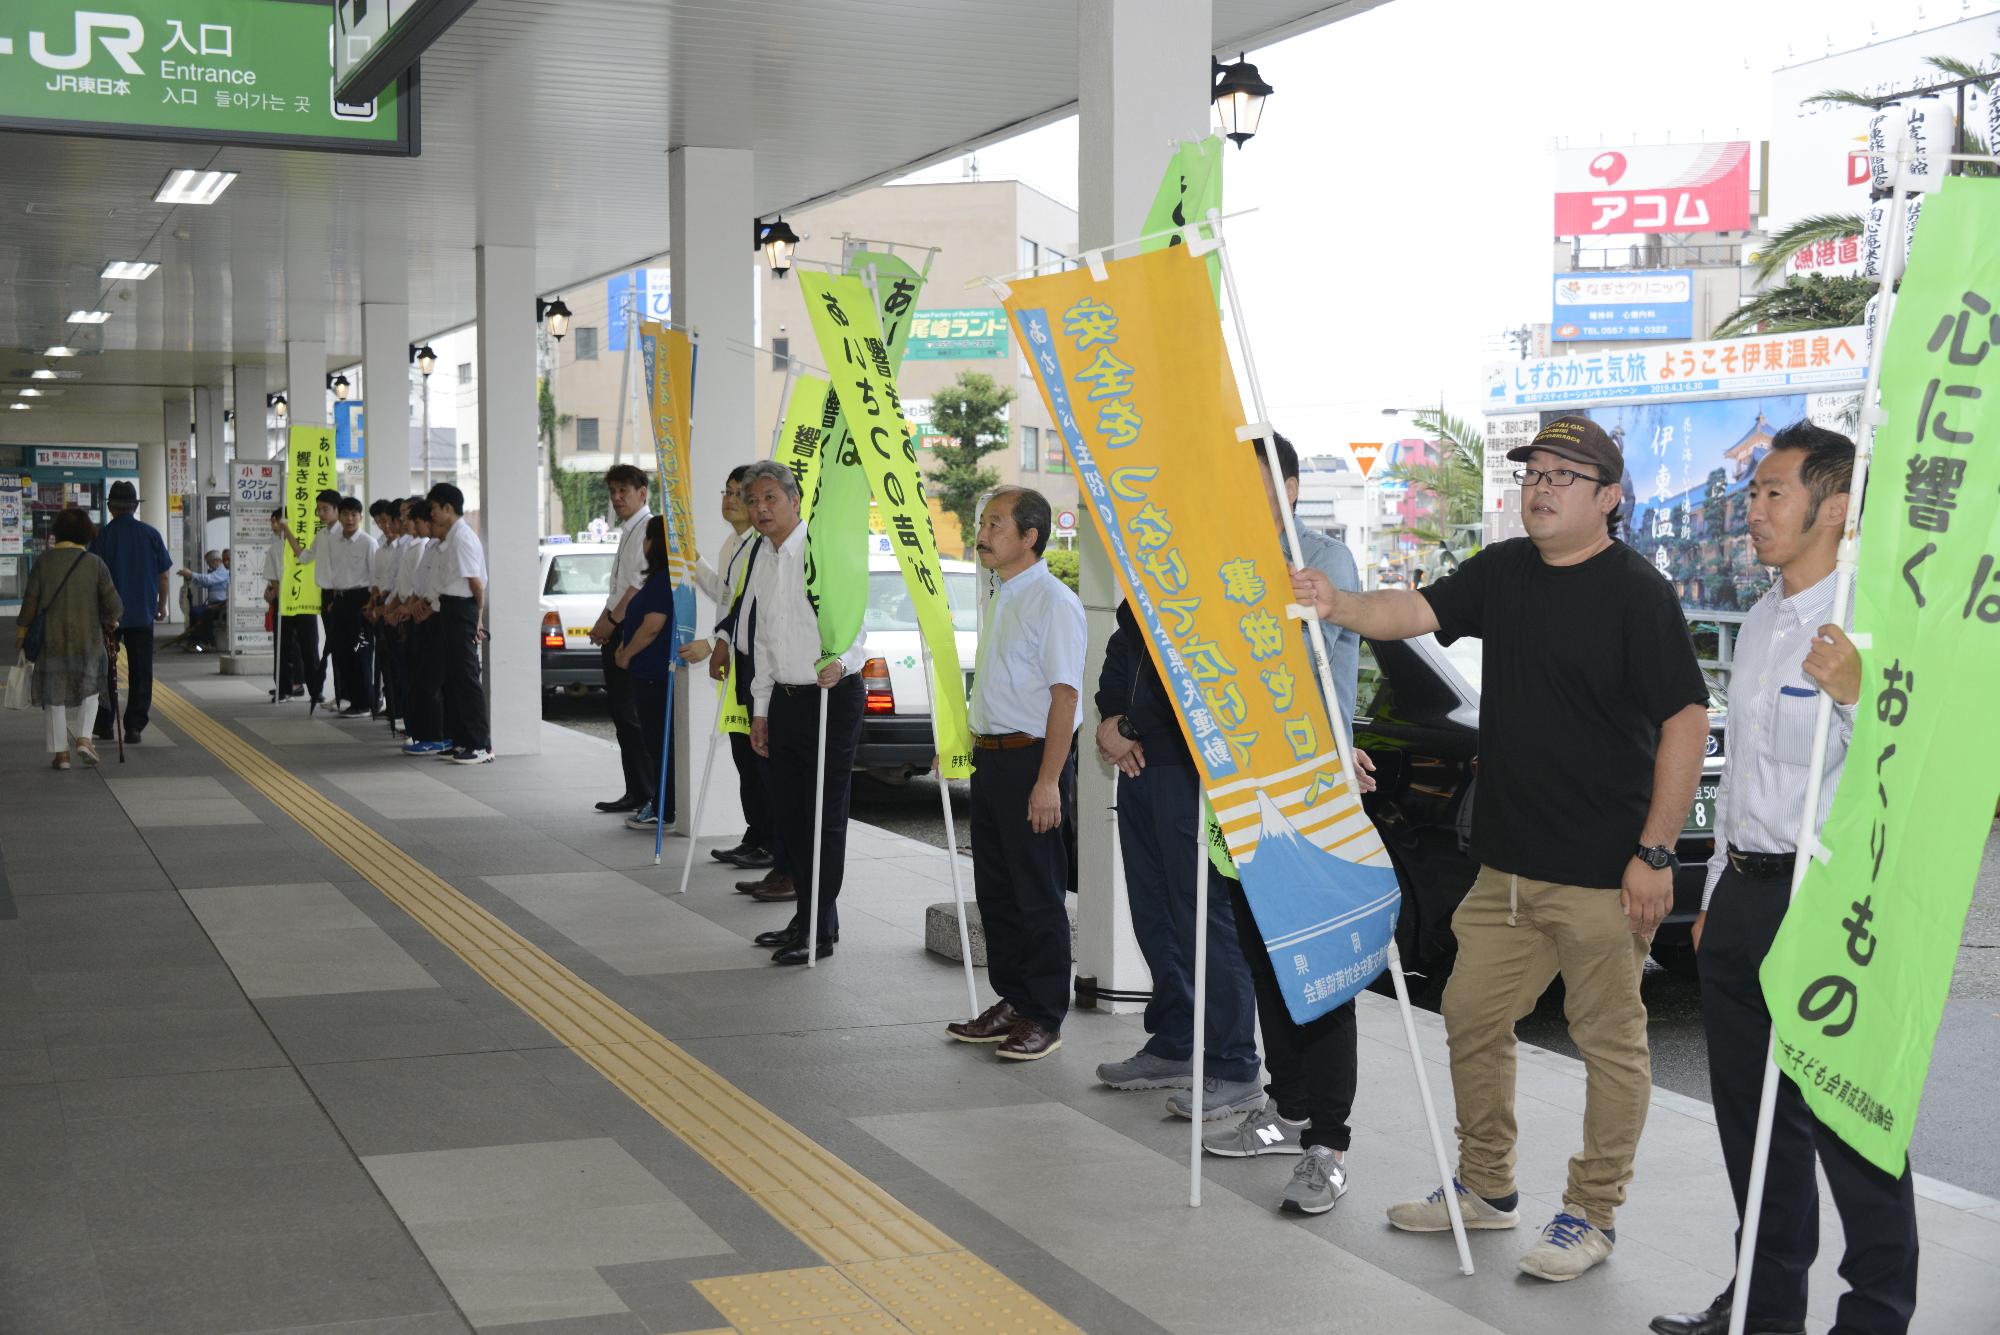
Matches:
[0,0,416,154]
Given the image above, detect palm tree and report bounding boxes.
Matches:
[1384,410,1483,558]
[1713,273,1876,338]
[1752,28,1999,281]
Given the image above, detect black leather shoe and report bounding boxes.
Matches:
[123,731,141,745]
[772,941,834,965]
[754,928,800,949]
[595,795,643,814]
[728,846,775,869]
[1650,1300,1805,1335]
[711,843,750,863]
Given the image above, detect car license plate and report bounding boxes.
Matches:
[1684,780,1720,835]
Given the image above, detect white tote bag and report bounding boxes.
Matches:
[3,653,32,710]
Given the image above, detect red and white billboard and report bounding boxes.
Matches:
[1553,142,1754,237]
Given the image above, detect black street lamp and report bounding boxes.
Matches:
[1212,53,1275,148]
[754,216,800,277]
[328,373,351,401]
[536,297,572,341]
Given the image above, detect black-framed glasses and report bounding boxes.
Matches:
[1513,466,1603,488]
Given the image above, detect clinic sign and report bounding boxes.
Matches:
[0,0,415,154]
[1552,270,1694,341]
[904,308,1009,360]
[1553,141,1753,236]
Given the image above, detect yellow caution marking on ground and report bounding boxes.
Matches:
[152,682,1081,1334]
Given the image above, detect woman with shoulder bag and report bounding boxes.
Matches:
[16,507,122,769]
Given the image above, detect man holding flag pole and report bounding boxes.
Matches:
[740,459,868,965]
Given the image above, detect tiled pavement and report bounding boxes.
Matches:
[0,656,1994,1334]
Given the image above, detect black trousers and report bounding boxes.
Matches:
[407,616,446,742]
[94,626,155,738]
[1230,877,1359,1151]
[375,621,402,724]
[438,596,489,752]
[765,676,863,943]
[632,674,677,822]
[1701,865,1920,1333]
[731,731,775,851]
[276,613,324,701]
[970,740,1075,1029]
[327,588,373,708]
[603,640,651,800]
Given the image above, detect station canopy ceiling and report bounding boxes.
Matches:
[0,0,1377,421]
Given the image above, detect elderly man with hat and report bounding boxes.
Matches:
[1292,414,1710,1282]
[88,479,173,744]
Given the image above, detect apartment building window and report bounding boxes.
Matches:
[575,326,599,360]
[1020,237,1039,272]
[772,336,790,372]
[1046,437,1071,474]
[1019,424,1039,472]
[576,417,600,452]
[456,362,473,385]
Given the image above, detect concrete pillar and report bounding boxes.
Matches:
[668,146,754,838]
[193,385,225,579]
[362,303,410,505]
[137,442,171,622]
[285,340,327,429]
[160,394,191,618]
[232,364,269,461]
[475,243,541,757]
[1073,0,1214,1013]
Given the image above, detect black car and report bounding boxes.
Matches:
[1355,633,1724,999]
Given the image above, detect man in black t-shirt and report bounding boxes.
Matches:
[1294,415,1709,1283]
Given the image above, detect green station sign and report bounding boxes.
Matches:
[0,0,416,155]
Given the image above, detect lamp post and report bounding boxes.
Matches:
[411,344,436,491]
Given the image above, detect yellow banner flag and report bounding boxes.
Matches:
[280,424,336,617]
[798,270,973,778]
[640,322,699,584]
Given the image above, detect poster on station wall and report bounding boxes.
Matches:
[227,460,279,654]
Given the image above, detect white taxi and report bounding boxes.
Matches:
[855,536,980,775]
[538,539,620,692]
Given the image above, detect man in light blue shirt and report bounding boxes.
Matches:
[180,550,230,650]
[947,486,1087,1061]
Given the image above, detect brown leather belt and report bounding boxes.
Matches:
[972,732,1039,750]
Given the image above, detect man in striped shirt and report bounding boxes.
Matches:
[1651,422,1916,1335]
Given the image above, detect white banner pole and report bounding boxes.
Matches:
[1209,213,1472,1272]
[676,701,723,894]
[1191,784,1209,1208]
[922,638,980,1018]
[806,686,829,968]
[1725,143,1909,1335]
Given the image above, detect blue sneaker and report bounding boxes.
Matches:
[624,803,657,830]
[402,738,452,756]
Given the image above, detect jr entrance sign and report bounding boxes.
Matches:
[0,0,417,154]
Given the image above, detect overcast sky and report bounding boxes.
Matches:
[897,0,2000,459]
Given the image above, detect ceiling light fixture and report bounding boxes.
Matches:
[536,297,572,340]
[68,310,112,324]
[753,216,800,276]
[44,346,77,357]
[31,369,58,380]
[154,168,238,206]
[18,388,45,397]
[102,260,159,280]
[9,403,29,411]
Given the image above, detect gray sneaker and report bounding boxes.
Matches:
[1202,1103,1306,1158]
[1281,1146,1348,1215]
[1165,1076,1267,1122]
[1095,1050,1193,1091]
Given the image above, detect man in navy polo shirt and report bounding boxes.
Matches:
[90,480,173,744]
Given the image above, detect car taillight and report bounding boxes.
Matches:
[862,657,895,714]
[541,612,564,649]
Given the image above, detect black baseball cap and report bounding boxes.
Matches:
[1506,415,1622,482]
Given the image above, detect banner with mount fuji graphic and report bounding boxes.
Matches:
[1001,240,1401,1023]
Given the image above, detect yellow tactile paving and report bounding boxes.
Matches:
[151,682,1085,1334]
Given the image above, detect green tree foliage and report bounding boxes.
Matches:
[925,372,1015,556]
[1385,410,1484,557]
[551,467,610,538]
[1713,273,1877,338]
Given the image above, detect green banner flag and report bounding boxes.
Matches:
[280,424,336,617]
[798,265,974,779]
[1142,135,1224,301]
[1760,177,2000,1176]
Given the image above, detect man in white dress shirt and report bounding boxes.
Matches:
[945,487,1085,1060]
[425,483,491,765]
[1652,423,1916,1335]
[588,464,655,813]
[740,460,868,965]
[686,464,780,876]
[280,492,377,711]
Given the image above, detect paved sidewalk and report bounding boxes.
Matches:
[0,655,1991,1334]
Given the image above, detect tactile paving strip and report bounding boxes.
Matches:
[153,682,1084,1333]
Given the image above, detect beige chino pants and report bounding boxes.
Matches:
[1440,865,1653,1230]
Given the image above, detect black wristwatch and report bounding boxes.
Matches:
[1115,715,1140,741]
[1634,843,1675,871]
